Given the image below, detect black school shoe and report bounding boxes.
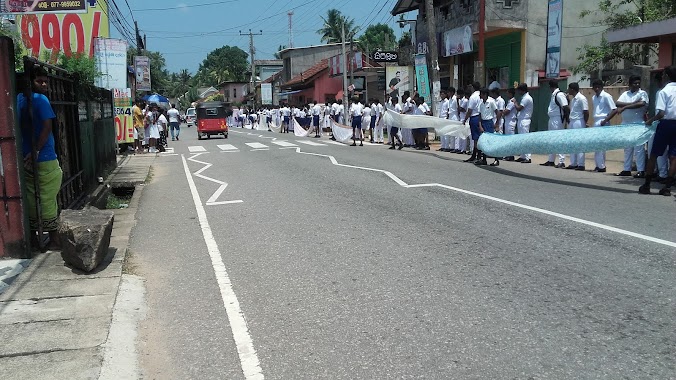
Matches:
[565,165,578,170]
[633,171,646,178]
[594,167,607,173]
[540,161,555,166]
[615,171,632,176]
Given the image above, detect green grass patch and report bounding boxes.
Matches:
[106,193,132,209]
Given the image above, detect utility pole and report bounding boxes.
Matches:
[288,11,294,48]
[240,29,262,110]
[341,22,348,118]
[477,0,486,86]
[424,0,440,116]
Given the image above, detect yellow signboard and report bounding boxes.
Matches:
[15,1,109,62]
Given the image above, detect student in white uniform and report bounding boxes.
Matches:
[401,91,415,147]
[337,99,345,124]
[281,105,291,133]
[447,87,458,152]
[565,82,590,170]
[541,80,569,168]
[591,79,619,172]
[373,99,384,143]
[476,87,499,166]
[388,96,404,150]
[350,98,365,146]
[499,88,518,161]
[462,82,482,162]
[455,89,468,154]
[490,88,505,135]
[362,103,371,141]
[311,101,322,138]
[438,90,450,151]
[513,83,534,163]
[640,65,676,196]
[615,75,649,177]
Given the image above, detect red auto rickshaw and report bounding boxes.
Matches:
[196,101,229,140]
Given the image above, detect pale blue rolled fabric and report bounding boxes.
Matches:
[477,123,656,157]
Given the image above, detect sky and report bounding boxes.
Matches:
[114,0,410,74]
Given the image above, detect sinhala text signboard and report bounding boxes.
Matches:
[546,0,563,78]
[372,51,398,63]
[14,0,109,62]
[94,37,128,90]
[3,0,87,14]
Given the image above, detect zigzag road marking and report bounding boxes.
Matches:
[187,153,243,206]
[291,147,676,249]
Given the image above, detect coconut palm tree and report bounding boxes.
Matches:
[317,9,358,44]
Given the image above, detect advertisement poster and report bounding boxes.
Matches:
[134,56,152,92]
[3,0,87,14]
[113,88,133,144]
[546,0,563,78]
[94,38,128,90]
[261,83,272,105]
[443,25,473,57]
[414,54,430,104]
[385,66,411,102]
[15,0,109,62]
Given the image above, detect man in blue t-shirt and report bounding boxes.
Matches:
[18,66,62,250]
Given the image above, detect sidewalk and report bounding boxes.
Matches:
[0,154,154,380]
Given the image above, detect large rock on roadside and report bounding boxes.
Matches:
[58,209,115,272]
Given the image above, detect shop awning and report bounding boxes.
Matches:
[391,0,420,16]
[606,18,676,43]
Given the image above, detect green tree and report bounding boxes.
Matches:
[317,9,358,44]
[56,53,101,86]
[193,45,248,87]
[573,0,676,76]
[0,23,23,70]
[127,48,170,94]
[357,23,397,53]
[398,31,412,49]
[166,69,192,98]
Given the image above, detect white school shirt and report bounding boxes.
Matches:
[569,92,589,121]
[618,89,649,124]
[656,82,676,120]
[494,96,505,124]
[467,91,481,117]
[167,108,180,123]
[415,104,425,115]
[504,98,517,125]
[421,102,431,114]
[370,103,377,116]
[548,89,569,118]
[480,98,497,121]
[363,106,371,118]
[337,104,344,116]
[517,93,534,121]
[281,107,290,117]
[312,104,321,116]
[448,95,459,120]
[394,103,403,114]
[592,90,617,120]
[439,98,450,119]
[350,102,364,116]
[157,114,167,131]
[458,97,468,121]
[377,102,384,116]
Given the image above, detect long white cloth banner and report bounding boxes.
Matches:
[383,110,470,138]
[293,118,312,137]
[268,120,282,133]
[477,123,656,157]
[331,120,356,143]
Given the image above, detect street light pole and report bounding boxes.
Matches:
[425,0,440,117]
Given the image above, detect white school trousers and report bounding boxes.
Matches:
[374,117,384,142]
[592,118,606,169]
[647,135,669,177]
[547,116,565,164]
[568,118,585,167]
[517,118,531,160]
[623,144,646,172]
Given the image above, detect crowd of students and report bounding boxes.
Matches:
[132,101,181,154]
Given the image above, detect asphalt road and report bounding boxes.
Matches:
[130,123,675,379]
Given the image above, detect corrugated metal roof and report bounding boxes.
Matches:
[391,0,420,16]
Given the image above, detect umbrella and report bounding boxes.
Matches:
[142,93,169,104]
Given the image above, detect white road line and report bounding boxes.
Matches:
[325,140,346,146]
[245,142,268,149]
[158,153,179,156]
[218,144,239,151]
[271,141,297,147]
[181,155,263,380]
[292,147,676,249]
[164,147,175,153]
[188,146,207,152]
[296,140,326,146]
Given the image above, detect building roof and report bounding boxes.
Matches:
[262,70,283,84]
[217,80,248,87]
[606,18,676,43]
[391,0,420,16]
[254,59,283,66]
[284,59,329,87]
[278,42,343,55]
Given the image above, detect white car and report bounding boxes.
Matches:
[185,107,196,127]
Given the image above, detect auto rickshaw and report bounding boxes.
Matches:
[195,101,230,140]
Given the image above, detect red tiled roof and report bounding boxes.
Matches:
[262,70,282,84]
[284,58,329,87]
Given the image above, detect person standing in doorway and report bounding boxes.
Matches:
[591,79,619,172]
[615,75,649,177]
[541,80,569,168]
[19,66,63,250]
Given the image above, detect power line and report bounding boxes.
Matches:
[132,0,240,12]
